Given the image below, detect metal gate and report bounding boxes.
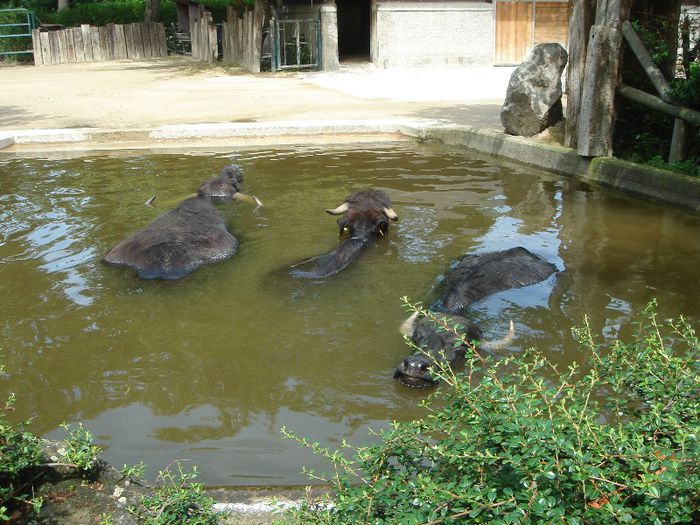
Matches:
[0,8,40,59]
[270,17,321,71]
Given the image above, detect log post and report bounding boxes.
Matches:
[669,120,687,164]
[575,0,631,157]
[565,0,596,149]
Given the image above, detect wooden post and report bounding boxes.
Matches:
[158,23,168,57]
[40,31,51,64]
[207,12,217,63]
[112,24,127,59]
[90,27,102,61]
[575,0,631,157]
[32,29,44,65]
[47,32,57,64]
[565,0,596,148]
[81,24,94,61]
[72,27,84,62]
[669,120,687,163]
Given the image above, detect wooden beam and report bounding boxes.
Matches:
[617,83,700,127]
[620,20,673,102]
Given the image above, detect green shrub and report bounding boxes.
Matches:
[129,462,220,525]
[59,422,101,473]
[1,359,103,521]
[284,300,699,524]
[0,369,44,520]
[36,0,174,27]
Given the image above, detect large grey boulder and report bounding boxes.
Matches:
[501,43,568,137]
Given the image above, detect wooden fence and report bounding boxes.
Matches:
[190,12,218,63]
[32,22,167,66]
[188,3,265,72]
[221,4,265,73]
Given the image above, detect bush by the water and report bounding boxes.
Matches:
[0,385,43,520]
[0,382,102,520]
[284,300,699,524]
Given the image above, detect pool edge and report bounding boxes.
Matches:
[2,119,699,213]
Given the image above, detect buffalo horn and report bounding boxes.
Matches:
[384,207,399,221]
[480,320,515,350]
[325,202,349,215]
[234,192,263,208]
[399,311,420,337]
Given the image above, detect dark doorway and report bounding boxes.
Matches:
[336,0,370,61]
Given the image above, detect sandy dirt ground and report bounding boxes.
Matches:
[0,56,509,132]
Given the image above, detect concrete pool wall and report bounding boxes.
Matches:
[2,119,699,213]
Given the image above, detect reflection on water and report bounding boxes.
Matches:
[1,144,699,486]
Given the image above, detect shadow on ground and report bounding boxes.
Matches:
[412,104,504,129]
[0,105,35,127]
[92,57,255,80]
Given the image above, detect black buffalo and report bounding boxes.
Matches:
[104,165,260,280]
[394,247,557,387]
[290,189,398,279]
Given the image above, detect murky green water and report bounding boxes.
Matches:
[1,143,699,486]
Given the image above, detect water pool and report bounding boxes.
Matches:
[1,143,698,485]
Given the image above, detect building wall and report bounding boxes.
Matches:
[372,1,495,68]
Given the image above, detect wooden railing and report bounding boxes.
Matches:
[32,22,167,66]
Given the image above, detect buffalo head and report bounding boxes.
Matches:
[289,189,398,279]
[394,311,513,388]
[326,189,398,239]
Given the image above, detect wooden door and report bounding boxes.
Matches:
[495,0,533,65]
[495,0,570,65]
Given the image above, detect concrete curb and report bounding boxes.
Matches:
[407,124,700,212]
[149,119,435,140]
[1,119,698,212]
[0,135,15,150]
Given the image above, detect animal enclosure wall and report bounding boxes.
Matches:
[371,1,495,68]
[32,22,167,65]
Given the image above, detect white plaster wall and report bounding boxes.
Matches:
[373,1,495,68]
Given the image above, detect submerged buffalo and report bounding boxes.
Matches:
[290,189,398,279]
[394,247,557,387]
[104,165,261,280]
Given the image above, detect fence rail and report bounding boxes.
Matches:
[32,22,167,65]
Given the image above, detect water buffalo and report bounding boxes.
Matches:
[104,165,261,280]
[289,189,398,279]
[394,247,557,387]
[394,312,515,387]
